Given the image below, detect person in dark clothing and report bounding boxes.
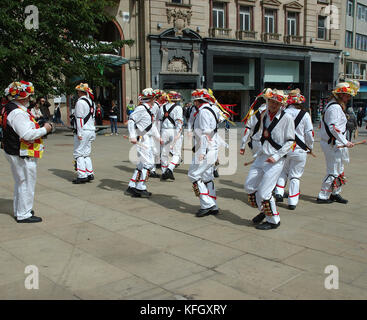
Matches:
[38,97,51,121]
[357,106,365,127]
[109,100,119,135]
[95,103,104,126]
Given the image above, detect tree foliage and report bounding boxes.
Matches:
[0,0,134,97]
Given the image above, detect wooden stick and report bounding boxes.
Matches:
[244,159,254,166]
[337,140,366,148]
[123,135,147,149]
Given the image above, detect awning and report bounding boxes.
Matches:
[358,80,367,93]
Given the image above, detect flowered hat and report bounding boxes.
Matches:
[287,88,306,105]
[332,80,360,97]
[167,91,181,102]
[153,89,164,98]
[138,88,156,102]
[263,88,288,105]
[75,83,94,100]
[191,89,215,103]
[5,81,35,101]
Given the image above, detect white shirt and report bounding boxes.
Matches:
[75,95,95,134]
[7,101,47,141]
[258,107,295,162]
[192,103,225,154]
[128,103,159,139]
[241,103,267,149]
[159,102,183,132]
[285,105,314,152]
[320,99,348,146]
[30,107,43,119]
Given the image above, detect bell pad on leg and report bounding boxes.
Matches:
[248,192,257,208]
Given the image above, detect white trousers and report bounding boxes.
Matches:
[274,151,307,206]
[318,140,348,200]
[188,148,218,210]
[129,135,155,191]
[244,154,285,224]
[249,139,262,158]
[73,130,95,178]
[5,153,37,220]
[161,128,182,173]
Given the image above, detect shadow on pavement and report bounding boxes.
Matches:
[115,165,134,173]
[97,179,128,191]
[146,193,197,215]
[0,198,13,217]
[48,168,75,182]
[213,210,254,227]
[219,179,243,190]
[216,187,248,205]
[300,194,318,204]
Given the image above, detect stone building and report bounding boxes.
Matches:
[96,0,366,121]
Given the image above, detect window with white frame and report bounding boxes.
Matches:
[317,16,326,40]
[346,31,353,48]
[287,12,298,36]
[240,6,251,31]
[264,9,275,34]
[213,2,225,28]
[347,0,354,16]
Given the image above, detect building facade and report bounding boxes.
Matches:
[104,0,367,121]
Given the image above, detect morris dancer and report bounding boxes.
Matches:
[2,81,52,223]
[125,88,161,198]
[274,89,314,210]
[188,89,226,217]
[159,91,183,181]
[316,81,359,204]
[244,89,295,230]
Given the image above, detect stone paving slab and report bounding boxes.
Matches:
[0,128,367,299]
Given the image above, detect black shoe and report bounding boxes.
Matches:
[330,194,348,204]
[196,206,217,217]
[156,164,161,169]
[252,212,266,224]
[149,171,160,178]
[87,174,94,181]
[161,171,169,181]
[124,187,138,196]
[72,177,89,184]
[288,205,296,210]
[274,194,283,202]
[166,169,175,180]
[17,216,42,223]
[316,197,333,204]
[213,170,219,178]
[134,189,152,198]
[31,210,34,216]
[255,221,280,230]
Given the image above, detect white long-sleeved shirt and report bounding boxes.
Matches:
[159,102,183,134]
[75,96,95,135]
[241,103,267,150]
[7,102,47,141]
[258,107,295,162]
[320,99,348,146]
[128,103,159,139]
[285,105,314,152]
[192,103,225,154]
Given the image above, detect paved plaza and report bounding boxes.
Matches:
[0,126,367,300]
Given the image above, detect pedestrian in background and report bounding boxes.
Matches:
[109,100,118,135]
[53,103,65,126]
[357,106,364,127]
[38,97,51,121]
[346,105,358,141]
[95,103,104,126]
[127,99,135,119]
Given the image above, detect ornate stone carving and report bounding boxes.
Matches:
[167,57,189,72]
[166,9,192,36]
